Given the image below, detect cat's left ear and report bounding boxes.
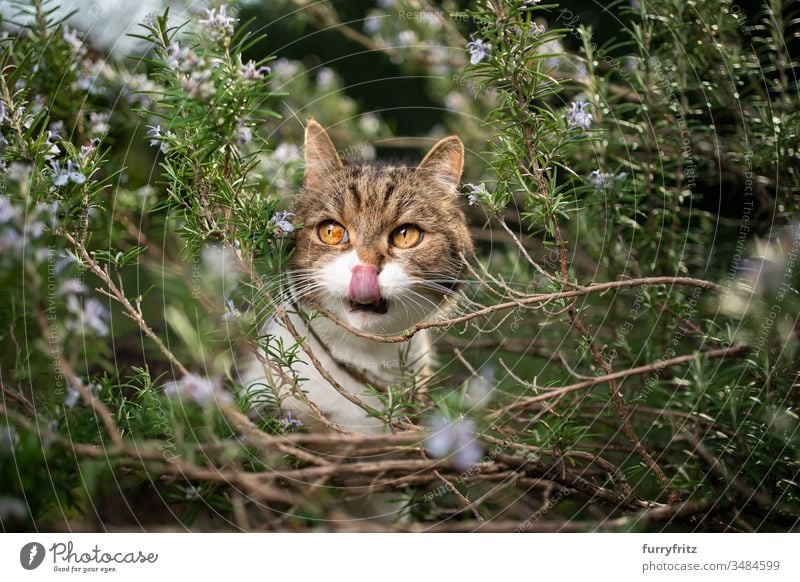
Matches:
[416,136,464,190]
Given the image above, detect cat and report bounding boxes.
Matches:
[241,120,473,434]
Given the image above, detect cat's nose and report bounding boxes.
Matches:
[349,264,381,304]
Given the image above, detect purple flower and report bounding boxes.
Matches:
[62,25,86,56]
[0,196,18,224]
[316,67,335,90]
[146,125,173,153]
[7,162,31,183]
[589,170,627,190]
[75,60,108,95]
[462,182,488,206]
[88,112,110,136]
[80,138,100,160]
[567,100,593,129]
[50,160,86,187]
[166,42,185,69]
[44,126,62,159]
[363,15,381,35]
[426,415,483,470]
[199,5,237,38]
[466,38,490,65]
[239,59,271,80]
[184,485,201,499]
[530,21,546,35]
[57,278,86,297]
[278,411,304,432]
[465,365,496,407]
[67,296,109,336]
[272,210,295,233]
[164,374,232,407]
[64,387,80,408]
[222,298,241,321]
[236,124,253,144]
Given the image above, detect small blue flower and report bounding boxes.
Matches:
[465,365,496,407]
[50,159,86,187]
[146,124,162,147]
[0,196,18,224]
[64,387,80,408]
[165,42,189,70]
[272,210,295,233]
[567,101,593,129]
[80,138,100,160]
[466,38,490,65]
[589,170,627,190]
[146,125,173,153]
[278,411,304,432]
[239,60,271,80]
[184,485,201,499]
[462,182,488,206]
[199,5,237,38]
[426,415,483,470]
[75,297,109,336]
[44,125,63,159]
[88,112,110,136]
[62,25,86,56]
[222,298,241,321]
[236,124,253,144]
[316,67,336,90]
[164,373,232,407]
[363,15,381,35]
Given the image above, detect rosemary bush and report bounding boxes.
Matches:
[0,0,797,531]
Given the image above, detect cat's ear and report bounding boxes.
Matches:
[416,136,464,190]
[304,119,343,191]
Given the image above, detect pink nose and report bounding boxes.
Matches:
[349,265,381,304]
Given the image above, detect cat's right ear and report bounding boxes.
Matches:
[304,119,343,192]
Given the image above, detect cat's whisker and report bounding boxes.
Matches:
[395,289,444,316]
[393,295,424,323]
[412,282,460,298]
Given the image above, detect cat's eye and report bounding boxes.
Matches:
[390,224,423,249]
[318,220,348,245]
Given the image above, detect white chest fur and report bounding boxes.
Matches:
[240,305,431,434]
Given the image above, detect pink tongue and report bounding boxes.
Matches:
[349,265,381,304]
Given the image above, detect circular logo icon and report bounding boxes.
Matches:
[20,542,46,570]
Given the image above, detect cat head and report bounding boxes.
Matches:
[290,119,473,334]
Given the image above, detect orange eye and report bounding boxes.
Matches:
[318,220,348,245]
[390,224,423,249]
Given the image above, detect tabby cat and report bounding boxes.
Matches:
[241,120,472,434]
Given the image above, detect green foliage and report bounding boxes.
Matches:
[0,0,798,531]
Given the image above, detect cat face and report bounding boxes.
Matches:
[290,120,473,334]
